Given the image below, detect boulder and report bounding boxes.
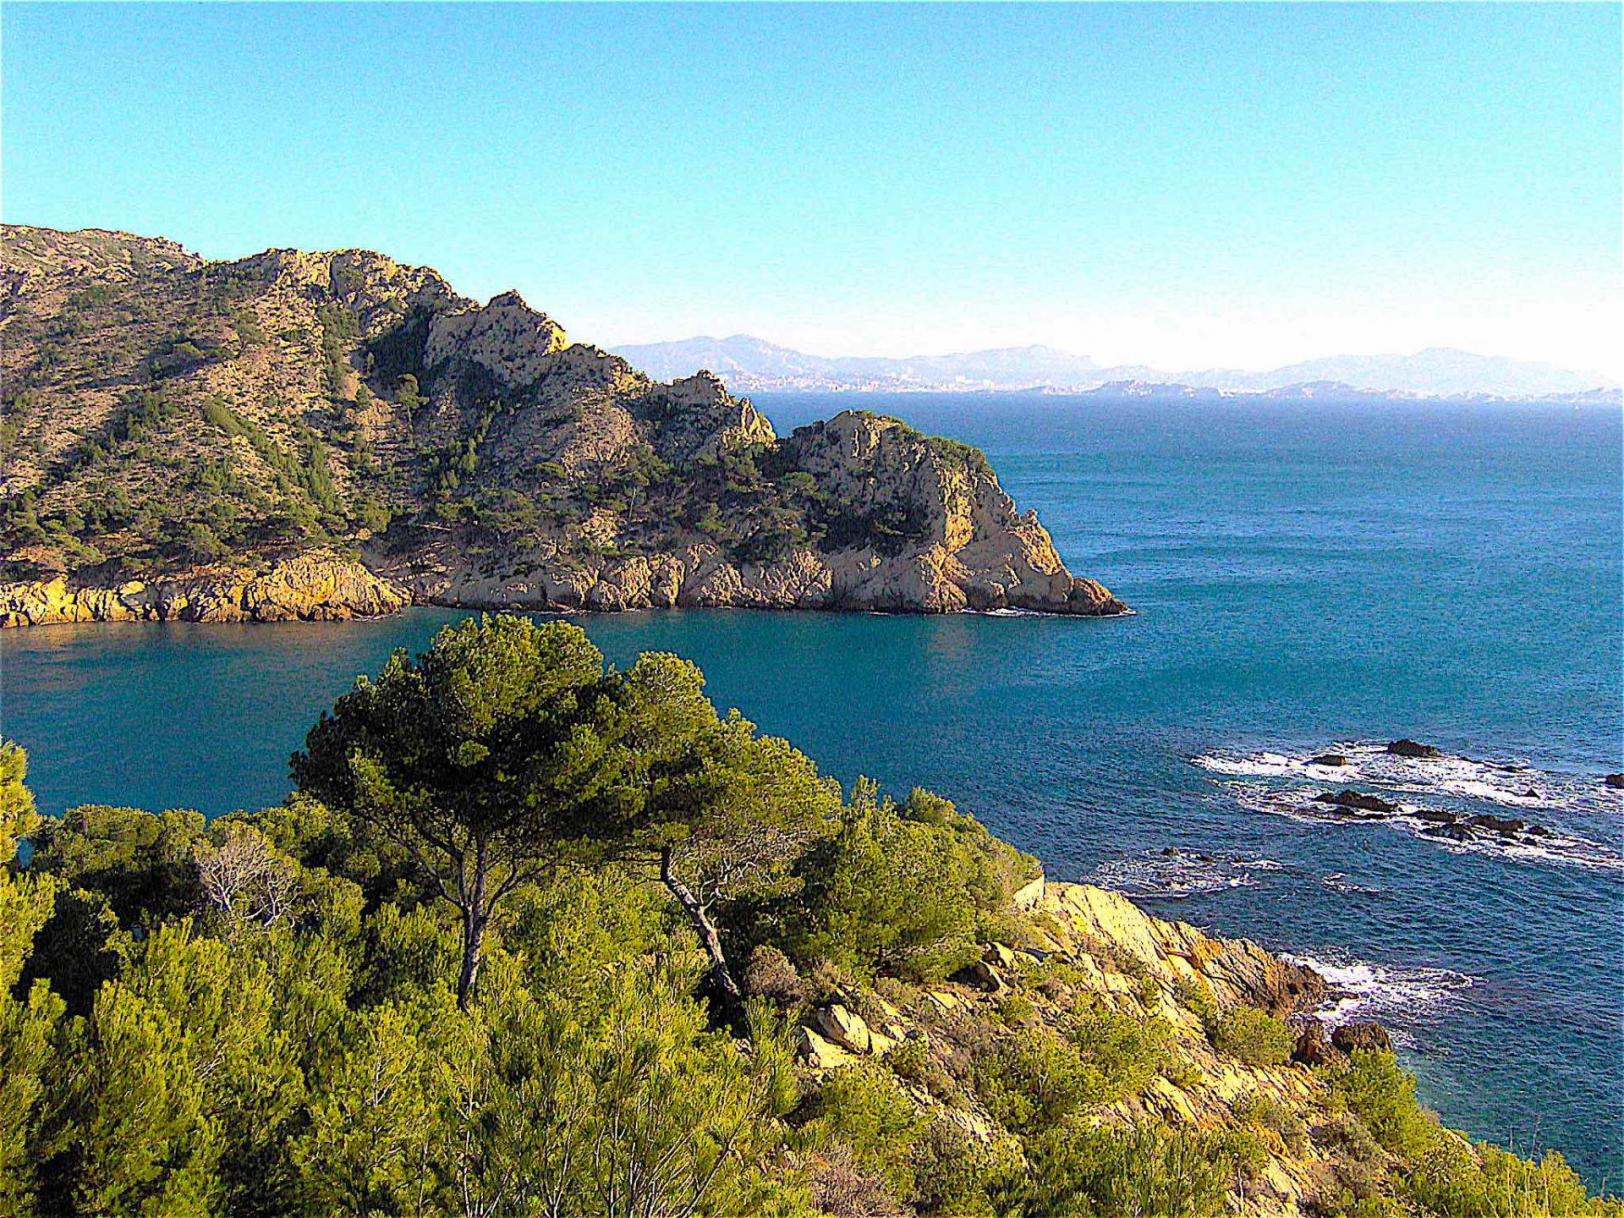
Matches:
[795,1026,856,1069]
[984,943,1018,970]
[1331,1022,1392,1054]
[1292,1022,1339,1067]
[1387,739,1442,759]
[1256,960,1329,1020]
[1423,823,1474,843]
[1314,790,1397,815]
[1411,809,1459,824]
[952,960,1007,994]
[1604,773,1624,789]
[1309,753,1349,767]
[812,1004,876,1056]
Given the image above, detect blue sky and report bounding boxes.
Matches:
[4,3,1619,374]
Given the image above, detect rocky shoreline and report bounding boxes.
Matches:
[822,871,1400,1213]
[1192,739,1623,873]
[0,551,409,627]
[0,544,1130,628]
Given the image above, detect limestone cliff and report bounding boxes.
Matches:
[1,224,1126,625]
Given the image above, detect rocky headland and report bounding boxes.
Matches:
[1,225,1125,626]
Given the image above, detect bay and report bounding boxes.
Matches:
[3,394,1619,1185]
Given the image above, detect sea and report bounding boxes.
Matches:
[3,393,1620,1187]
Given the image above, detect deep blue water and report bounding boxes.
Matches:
[3,395,1620,1186]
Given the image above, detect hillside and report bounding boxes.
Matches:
[0,225,1124,625]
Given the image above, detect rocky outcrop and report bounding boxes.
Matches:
[386,534,1124,619]
[374,410,1129,619]
[0,552,409,627]
[788,876,1379,1215]
[1331,1022,1392,1054]
[1031,880,1327,1019]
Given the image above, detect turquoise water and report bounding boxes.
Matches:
[3,395,1620,1185]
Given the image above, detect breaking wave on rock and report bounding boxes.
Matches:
[1089,847,1290,898]
[1190,742,1623,873]
[1282,948,1478,1046]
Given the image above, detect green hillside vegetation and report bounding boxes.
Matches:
[0,232,993,583]
[1,617,1615,1217]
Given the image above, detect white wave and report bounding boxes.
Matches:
[1189,751,1297,777]
[1193,741,1621,816]
[1091,848,1289,898]
[1196,737,1624,872]
[1281,948,1477,1042]
[1321,872,1382,895]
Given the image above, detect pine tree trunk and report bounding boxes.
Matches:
[456,849,489,1010]
[456,913,486,1010]
[660,847,743,1018]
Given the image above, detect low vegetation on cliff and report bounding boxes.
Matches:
[2,617,1614,1217]
[1,225,1122,620]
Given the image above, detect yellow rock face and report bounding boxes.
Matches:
[0,551,410,628]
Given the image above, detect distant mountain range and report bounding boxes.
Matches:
[611,336,1620,402]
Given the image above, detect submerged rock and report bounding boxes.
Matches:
[1411,809,1459,824]
[1423,823,1475,843]
[1386,739,1443,759]
[1465,814,1527,835]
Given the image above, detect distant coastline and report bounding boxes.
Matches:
[744,382,1624,406]
[613,335,1620,401]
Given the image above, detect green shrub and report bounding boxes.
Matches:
[778,780,1037,982]
[800,1064,928,1200]
[1015,1122,1228,1218]
[884,1034,959,1103]
[995,991,1037,1027]
[1207,1005,1294,1066]
[1336,1049,1436,1157]
[1404,1138,1616,1217]
[1233,1088,1308,1151]
[1067,1010,1171,1102]
[1173,972,1217,1021]
[910,1118,1022,1217]
[974,1027,1094,1134]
